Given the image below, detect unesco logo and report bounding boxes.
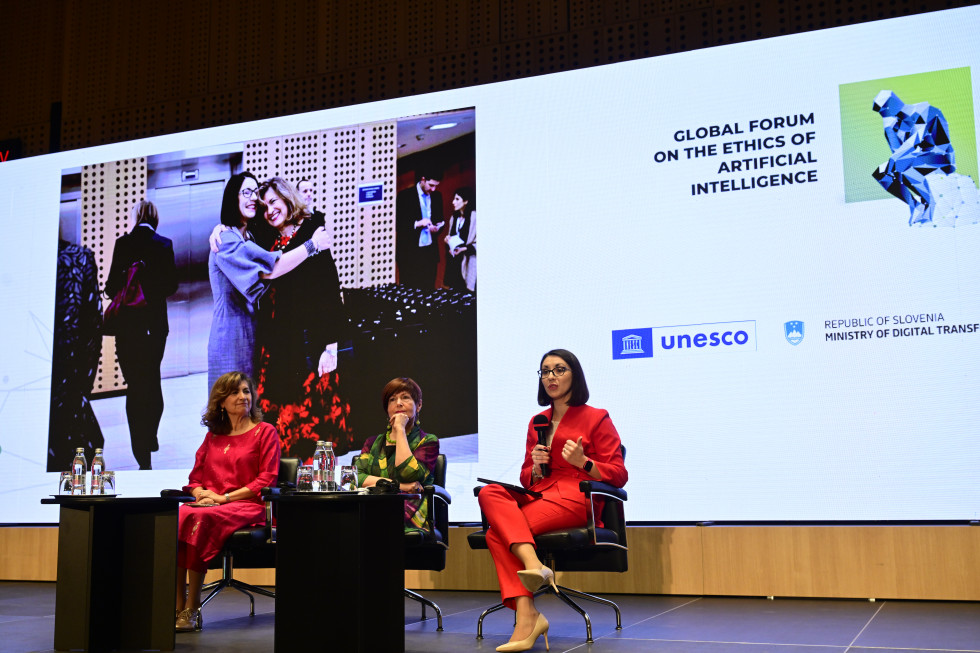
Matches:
[660,328,750,349]
[612,321,757,360]
[611,328,653,360]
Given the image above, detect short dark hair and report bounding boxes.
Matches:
[537,348,590,407]
[220,171,258,227]
[415,164,443,183]
[382,377,423,413]
[201,371,263,434]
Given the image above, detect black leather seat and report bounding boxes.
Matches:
[404,453,451,629]
[466,447,628,643]
[351,452,452,629]
[199,456,300,614]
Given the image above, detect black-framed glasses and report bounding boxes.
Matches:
[538,366,569,378]
[239,187,259,199]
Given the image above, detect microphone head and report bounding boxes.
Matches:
[532,414,549,427]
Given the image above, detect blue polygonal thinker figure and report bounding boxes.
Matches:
[872,90,956,225]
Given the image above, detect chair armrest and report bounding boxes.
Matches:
[577,481,628,546]
[417,484,452,545]
[261,487,285,500]
[578,481,628,502]
[254,486,280,531]
[425,484,452,504]
[160,489,194,501]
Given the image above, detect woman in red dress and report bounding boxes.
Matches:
[478,349,628,652]
[174,372,281,632]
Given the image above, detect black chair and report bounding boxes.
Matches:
[405,453,452,629]
[351,452,452,630]
[466,448,628,643]
[198,456,300,615]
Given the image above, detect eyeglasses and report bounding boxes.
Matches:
[537,366,569,378]
[239,187,259,199]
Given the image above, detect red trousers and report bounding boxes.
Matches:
[478,484,587,609]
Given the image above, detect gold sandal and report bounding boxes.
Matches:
[175,607,202,632]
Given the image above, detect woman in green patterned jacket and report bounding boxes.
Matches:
[355,377,439,532]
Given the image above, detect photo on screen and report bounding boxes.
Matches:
[48,108,477,473]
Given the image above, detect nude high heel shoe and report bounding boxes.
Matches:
[495,613,549,652]
[516,566,555,593]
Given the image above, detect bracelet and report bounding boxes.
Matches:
[224,493,231,503]
[304,239,320,257]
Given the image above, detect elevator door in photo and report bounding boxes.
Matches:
[148,179,225,379]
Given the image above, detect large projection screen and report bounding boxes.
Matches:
[1,7,979,524]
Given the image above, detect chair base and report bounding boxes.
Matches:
[475,583,622,644]
[200,554,276,616]
[201,577,275,615]
[404,587,443,631]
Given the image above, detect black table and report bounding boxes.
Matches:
[41,495,180,652]
[271,492,409,653]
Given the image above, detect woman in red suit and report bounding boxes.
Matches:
[478,348,628,652]
[174,372,281,632]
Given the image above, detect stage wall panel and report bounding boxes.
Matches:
[3,525,978,600]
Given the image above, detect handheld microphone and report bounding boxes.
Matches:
[532,414,551,477]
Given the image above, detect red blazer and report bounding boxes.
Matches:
[519,404,627,523]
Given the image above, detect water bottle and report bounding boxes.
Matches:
[312,441,328,491]
[323,441,337,491]
[90,448,105,495]
[71,448,87,495]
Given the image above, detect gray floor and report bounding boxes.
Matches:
[3,582,980,653]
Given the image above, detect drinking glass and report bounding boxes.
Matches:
[57,471,73,495]
[100,471,116,495]
[296,465,314,491]
[339,465,358,492]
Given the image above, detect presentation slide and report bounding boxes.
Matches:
[1,7,978,523]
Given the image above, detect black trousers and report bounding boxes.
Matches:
[115,330,167,470]
[398,246,439,289]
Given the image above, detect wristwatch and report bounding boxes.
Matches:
[224,493,231,503]
[582,459,594,473]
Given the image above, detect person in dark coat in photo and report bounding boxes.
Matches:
[104,200,178,470]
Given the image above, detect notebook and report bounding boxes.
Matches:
[476,478,543,499]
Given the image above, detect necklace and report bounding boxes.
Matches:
[272,224,299,251]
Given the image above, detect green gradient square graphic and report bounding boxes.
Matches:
[840,67,977,204]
